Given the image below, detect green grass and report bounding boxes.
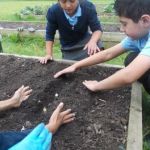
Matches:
[2,34,124,64]
[2,34,61,58]
[0,0,149,148]
[0,1,52,21]
[0,0,115,22]
[1,33,150,149]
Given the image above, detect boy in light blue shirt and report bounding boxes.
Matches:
[54,0,150,94]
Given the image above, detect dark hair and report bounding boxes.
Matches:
[114,0,150,22]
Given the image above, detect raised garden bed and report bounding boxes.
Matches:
[0,54,142,150]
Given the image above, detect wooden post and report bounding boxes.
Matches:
[126,82,142,150]
[0,34,3,52]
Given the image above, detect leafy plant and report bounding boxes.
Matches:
[19,5,48,16]
[34,6,44,15]
[103,3,115,14]
[20,6,34,15]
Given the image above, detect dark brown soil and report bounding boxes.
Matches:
[0,21,120,32]
[0,55,131,150]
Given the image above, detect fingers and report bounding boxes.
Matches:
[83,44,87,50]
[63,113,76,124]
[21,86,32,101]
[52,102,64,117]
[63,112,75,120]
[40,58,48,64]
[89,47,100,56]
[63,117,75,124]
[60,108,72,116]
[82,80,87,85]
[54,71,63,78]
[96,46,100,52]
[61,109,76,124]
[15,85,24,93]
[85,43,100,56]
[39,56,53,64]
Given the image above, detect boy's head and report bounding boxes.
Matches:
[114,0,150,39]
[114,0,150,23]
[58,0,79,16]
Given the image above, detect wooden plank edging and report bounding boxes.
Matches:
[127,82,142,150]
[0,28,126,42]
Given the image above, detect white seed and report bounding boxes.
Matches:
[43,107,47,113]
[55,93,59,97]
[21,126,26,131]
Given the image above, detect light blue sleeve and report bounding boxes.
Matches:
[9,123,52,150]
[121,37,140,52]
[140,35,150,57]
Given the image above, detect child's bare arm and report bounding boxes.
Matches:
[0,85,32,111]
[54,43,125,78]
[83,54,150,91]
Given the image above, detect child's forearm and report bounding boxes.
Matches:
[90,30,102,43]
[46,41,54,57]
[0,98,15,111]
[74,43,124,70]
[45,124,55,134]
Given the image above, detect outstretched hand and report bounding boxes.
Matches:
[54,65,76,78]
[46,102,75,134]
[82,80,99,92]
[11,85,32,108]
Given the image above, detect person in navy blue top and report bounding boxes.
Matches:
[40,0,103,63]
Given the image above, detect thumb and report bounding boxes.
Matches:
[52,102,64,116]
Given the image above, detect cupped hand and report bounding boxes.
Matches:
[11,85,32,108]
[84,41,100,56]
[46,102,75,134]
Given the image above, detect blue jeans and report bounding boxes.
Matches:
[0,130,31,150]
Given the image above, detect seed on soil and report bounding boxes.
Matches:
[55,93,59,97]
[43,107,47,113]
[21,126,26,131]
[124,125,127,131]
[38,100,41,103]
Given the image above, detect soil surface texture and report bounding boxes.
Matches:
[0,55,131,150]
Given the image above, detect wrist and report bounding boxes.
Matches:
[46,55,53,59]
[6,98,15,108]
[9,98,19,108]
[94,82,100,91]
[89,38,97,44]
[45,124,56,134]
